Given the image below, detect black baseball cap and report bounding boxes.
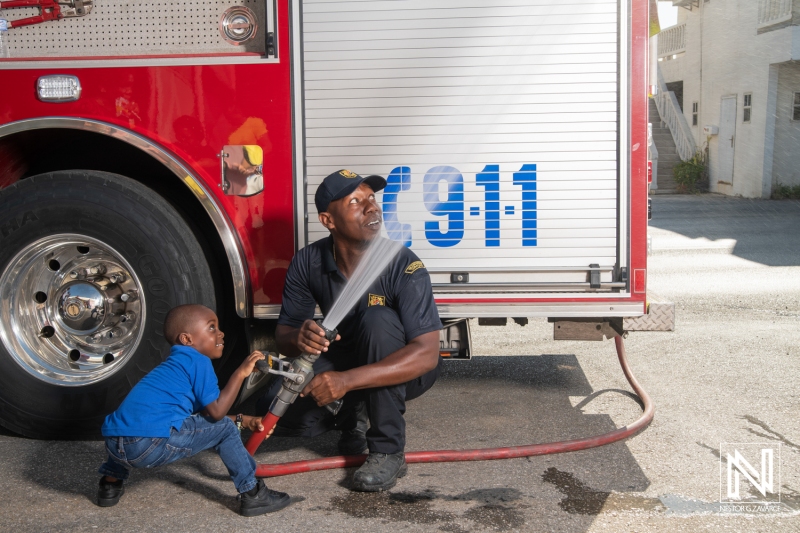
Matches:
[315,169,387,213]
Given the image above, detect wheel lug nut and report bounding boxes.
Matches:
[120,312,136,323]
[109,272,126,284]
[120,290,138,302]
[108,327,124,338]
[69,270,79,279]
[88,264,107,275]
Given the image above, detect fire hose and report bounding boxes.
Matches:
[244,327,653,478]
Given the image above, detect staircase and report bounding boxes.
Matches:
[649,98,680,193]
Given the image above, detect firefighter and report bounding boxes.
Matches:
[256,169,442,492]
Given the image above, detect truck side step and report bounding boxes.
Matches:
[624,299,676,332]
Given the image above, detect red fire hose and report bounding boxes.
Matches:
[246,335,653,477]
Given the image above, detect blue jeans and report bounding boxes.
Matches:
[98,414,257,493]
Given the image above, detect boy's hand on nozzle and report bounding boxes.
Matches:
[241,415,265,433]
[297,319,341,355]
[237,351,266,378]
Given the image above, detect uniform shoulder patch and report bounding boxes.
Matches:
[339,169,358,179]
[368,293,385,306]
[405,260,425,274]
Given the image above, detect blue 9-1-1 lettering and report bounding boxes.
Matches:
[381,164,537,248]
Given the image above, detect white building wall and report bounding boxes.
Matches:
[658,0,798,198]
[773,61,800,188]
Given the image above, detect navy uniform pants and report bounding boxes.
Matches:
[256,305,441,454]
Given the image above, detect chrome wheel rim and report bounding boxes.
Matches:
[0,234,146,386]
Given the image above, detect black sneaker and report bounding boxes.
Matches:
[97,477,124,507]
[238,479,292,517]
[351,452,407,492]
[336,401,368,456]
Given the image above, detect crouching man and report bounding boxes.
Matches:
[257,169,442,491]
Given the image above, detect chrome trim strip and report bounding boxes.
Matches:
[432,282,627,293]
[290,0,308,251]
[0,56,280,71]
[428,266,616,273]
[254,303,321,319]
[253,304,283,319]
[0,117,250,318]
[436,302,644,319]
[255,301,644,320]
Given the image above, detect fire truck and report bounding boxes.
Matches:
[0,0,666,440]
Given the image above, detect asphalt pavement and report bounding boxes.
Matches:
[0,193,799,532]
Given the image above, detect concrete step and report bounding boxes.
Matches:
[649,102,681,195]
[658,169,678,179]
[653,176,678,192]
[655,146,678,155]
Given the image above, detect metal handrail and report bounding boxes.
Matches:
[655,68,696,161]
[657,23,686,57]
[758,0,793,29]
[648,122,659,189]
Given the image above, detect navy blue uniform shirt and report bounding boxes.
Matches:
[278,236,442,347]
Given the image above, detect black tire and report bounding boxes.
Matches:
[0,171,215,439]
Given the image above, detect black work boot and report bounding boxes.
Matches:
[337,401,368,456]
[351,452,407,492]
[97,477,124,507]
[238,479,292,517]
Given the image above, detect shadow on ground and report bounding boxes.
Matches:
[649,194,800,266]
[251,355,654,531]
[9,354,654,532]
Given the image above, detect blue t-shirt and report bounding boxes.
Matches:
[102,345,220,438]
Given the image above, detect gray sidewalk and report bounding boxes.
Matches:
[649,193,800,267]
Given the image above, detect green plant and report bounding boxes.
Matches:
[672,148,707,193]
[771,183,800,200]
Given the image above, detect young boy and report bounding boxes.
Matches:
[96,304,291,517]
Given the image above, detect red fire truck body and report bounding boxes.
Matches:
[0,0,654,439]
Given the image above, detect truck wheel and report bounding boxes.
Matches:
[0,171,216,439]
